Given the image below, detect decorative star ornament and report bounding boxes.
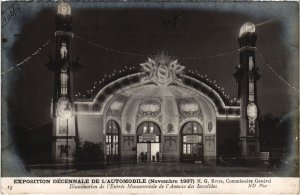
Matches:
[140,52,185,86]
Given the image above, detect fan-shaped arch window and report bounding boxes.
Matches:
[105,120,120,162]
[137,122,161,143]
[181,122,203,162]
[182,122,203,135]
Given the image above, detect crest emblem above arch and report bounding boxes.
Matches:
[140,52,185,86]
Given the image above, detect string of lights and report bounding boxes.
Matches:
[179,48,242,60]
[257,51,299,92]
[75,66,240,106]
[74,33,244,60]
[1,39,53,75]
[75,65,140,98]
[74,34,147,57]
[185,69,233,101]
[1,34,245,76]
[2,33,297,96]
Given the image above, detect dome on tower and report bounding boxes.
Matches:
[239,22,255,38]
[57,2,71,16]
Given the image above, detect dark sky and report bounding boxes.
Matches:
[1,1,299,127]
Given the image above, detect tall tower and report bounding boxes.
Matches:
[51,2,76,162]
[234,22,260,160]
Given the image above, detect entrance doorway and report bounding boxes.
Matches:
[105,120,120,163]
[136,122,161,162]
[181,122,203,162]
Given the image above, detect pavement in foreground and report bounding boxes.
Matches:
[28,163,297,177]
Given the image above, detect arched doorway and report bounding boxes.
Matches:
[105,120,120,163]
[136,121,161,163]
[181,122,203,162]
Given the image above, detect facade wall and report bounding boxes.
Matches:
[97,85,218,163]
[161,135,180,162]
[71,70,241,164]
[120,134,137,163]
[74,113,224,164]
[76,115,103,143]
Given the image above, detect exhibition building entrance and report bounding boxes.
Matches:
[181,122,203,163]
[136,122,161,163]
[105,120,120,163]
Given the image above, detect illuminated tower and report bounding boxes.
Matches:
[51,2,76,162]
[234,22,260,159]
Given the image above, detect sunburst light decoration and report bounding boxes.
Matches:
[140,52,185,86]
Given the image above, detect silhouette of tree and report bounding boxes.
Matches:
[259,112,298,167]
[76,140,104,169]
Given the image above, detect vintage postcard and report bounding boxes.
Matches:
[1,0,299,194]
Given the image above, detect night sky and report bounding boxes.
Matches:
[1,1,299,127]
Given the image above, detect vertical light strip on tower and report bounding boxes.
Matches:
[235,22,261,160]
[51,2,77,163]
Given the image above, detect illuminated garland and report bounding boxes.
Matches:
[185,69,237,105]
[1,34,246,76]
[179,48,241,60]
[257,51,299,92]
[3,34,297,96]
[75,65,140,98]
[74,33,245,60]
[75,66,240,106]
[74,34,146,57]
[1,39,53,75]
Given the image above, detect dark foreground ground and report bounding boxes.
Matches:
[27,162,297,177]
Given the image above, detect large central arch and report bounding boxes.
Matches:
[73,55,241,164]
[74,72,240,118]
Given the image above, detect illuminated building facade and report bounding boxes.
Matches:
[51,3,261,164]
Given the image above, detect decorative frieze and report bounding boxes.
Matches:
[107,95,128,119]
[176,98,203,123]
[136,97,162,122]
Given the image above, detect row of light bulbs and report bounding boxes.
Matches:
[1,39,53,75]
[75,66,139,98]
[75,66,238,106]
[185,69,238,104]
